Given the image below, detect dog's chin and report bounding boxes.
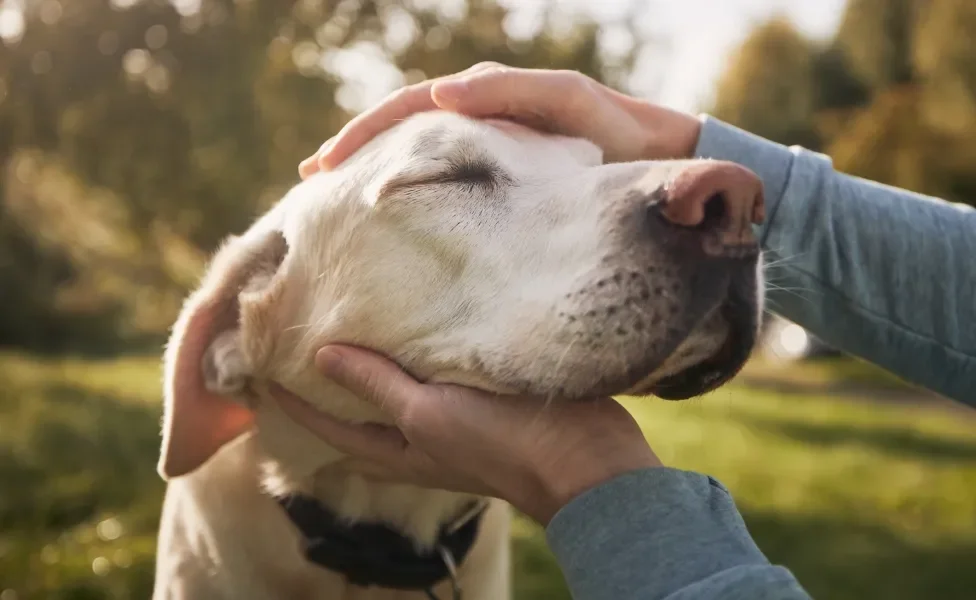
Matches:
[639,319,756,399]
[574,306,758,401]
[646,334,751,398]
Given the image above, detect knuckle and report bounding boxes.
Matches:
[395,402,421,431]
[471,60,504,71]
[388,85,412,103]
[396,388,444,432]
[357,366,386,402]
[558,72,597,113]
[553,69,587,91]
[555,68,583,79]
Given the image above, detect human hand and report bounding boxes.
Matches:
[299,63,702,178]
[271,345,661,525]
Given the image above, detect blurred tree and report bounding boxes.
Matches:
[0,0,639,352]
[913,0,976,132]
[711,0,976,210]
[712,18,820,149]
[834,0,924,87]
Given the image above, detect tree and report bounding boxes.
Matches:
[711,18,820,149]
[913,0,976,132]
[711,0,976,210]
[834,0,924,87]
[0,0,641,351]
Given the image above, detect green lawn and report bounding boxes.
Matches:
[1,352,974,600]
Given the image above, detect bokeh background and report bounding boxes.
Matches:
[1,0,975,598]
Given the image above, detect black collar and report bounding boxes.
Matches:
[276,494,485,596]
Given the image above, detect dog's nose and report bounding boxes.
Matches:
[656,161,765,258]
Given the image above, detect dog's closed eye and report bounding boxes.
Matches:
[442,159,505,187]
[379,158,511,199]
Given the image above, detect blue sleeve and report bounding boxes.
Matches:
[694,116,976,405]
[546,119,976,600]
[546,468,811,600]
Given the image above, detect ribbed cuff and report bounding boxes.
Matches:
[546,467,770,599]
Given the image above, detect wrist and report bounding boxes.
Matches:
[522,448,662,525]
[658,107,703,159]
[635,101,702,160]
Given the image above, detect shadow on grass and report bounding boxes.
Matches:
[733,413,976,462]
[511,509,976,600]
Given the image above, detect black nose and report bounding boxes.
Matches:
[653,161,765,258]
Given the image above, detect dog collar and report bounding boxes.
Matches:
[276,494,486,599]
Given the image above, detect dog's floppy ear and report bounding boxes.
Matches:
[158,229,288,480]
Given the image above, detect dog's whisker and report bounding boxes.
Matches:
[764,283,819,305]
[761,254,803,271]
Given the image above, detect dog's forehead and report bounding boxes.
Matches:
[393,112,524,154]
[390,111,603,167]
[278,111,603,250]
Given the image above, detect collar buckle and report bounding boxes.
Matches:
[424,543,462,600]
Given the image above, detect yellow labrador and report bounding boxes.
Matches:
[152,111,765,599]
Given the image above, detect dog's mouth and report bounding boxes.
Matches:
[648,283,758,400]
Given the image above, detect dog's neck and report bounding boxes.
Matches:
[230,426,481,548]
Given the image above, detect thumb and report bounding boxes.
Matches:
[270,382,410,463]
[315,346,429,421]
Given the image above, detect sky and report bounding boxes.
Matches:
[512,0,850,113]
[329,0,851,114]
[640,0,847,111]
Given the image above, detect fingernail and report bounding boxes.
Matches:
[432,79,469,107]
[316,347,344,373]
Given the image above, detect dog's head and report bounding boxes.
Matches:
[159,111,764,481]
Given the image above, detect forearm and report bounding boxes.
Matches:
[694,116,976,404]
[546,468,811,600]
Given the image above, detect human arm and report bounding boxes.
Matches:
[272,346,812,600]
[693,118,976,404]
[547,468,810,600]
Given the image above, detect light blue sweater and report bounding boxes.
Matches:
[545,116,976,599]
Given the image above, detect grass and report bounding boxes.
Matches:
[1,352,974,599]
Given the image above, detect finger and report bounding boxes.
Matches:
[298,156,317,179]
[314,346,432,421]
[431,68,592,125]
[334,457,403,481]
[270,383,412,464]
[299,138,335,179]
[340,457,493,497]
[317,85,438,170]
[318,62,501,170]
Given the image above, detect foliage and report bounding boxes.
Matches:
[1,353,974,599]
[3,3,976,596]
[712,0,976,206]
[712,18,820,150]
[0,0,638,352]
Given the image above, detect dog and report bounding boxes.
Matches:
[152,110,765,599]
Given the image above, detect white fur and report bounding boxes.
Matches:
[153,111,763,599]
